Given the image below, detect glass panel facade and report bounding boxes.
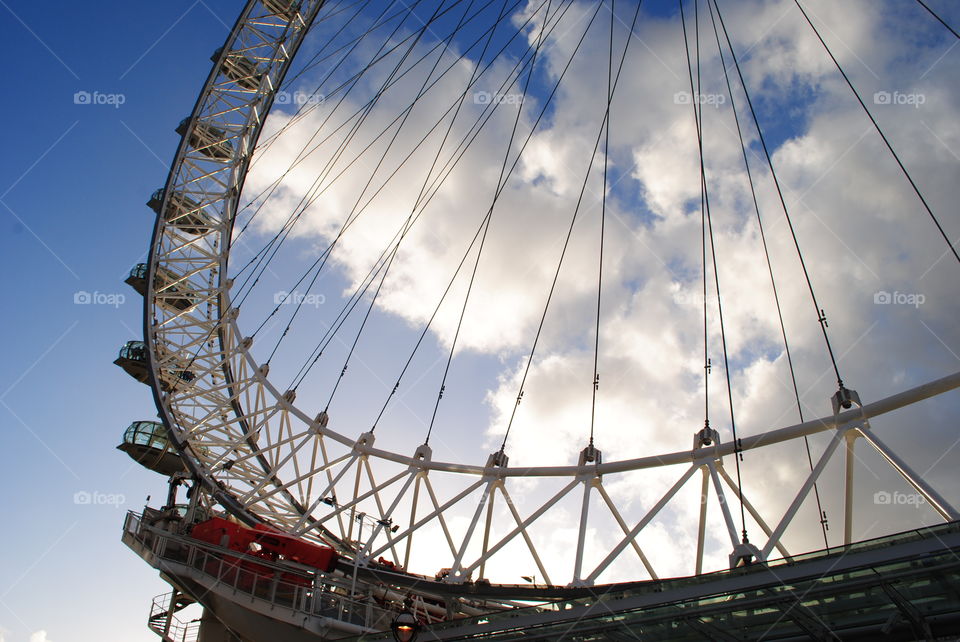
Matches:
[362,522,960,640]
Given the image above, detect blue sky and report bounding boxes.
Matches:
[1,1,959,640]
[0,2,236,641]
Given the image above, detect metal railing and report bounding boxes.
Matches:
[148,593,199,642]
[123,511,394,633]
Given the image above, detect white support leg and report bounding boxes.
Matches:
[858,429,960,521]
[717,464,790,560]
[404,474,423,570]
[595,482,658,579]
[572,479,593,585]
[696,466,709,575]
[478,481,499,580]
[586,465,698,584]
[844,431,857,545]
[499,484,552,586]
[422,476,463,560]
[291,453,358,532]
[347,457,364,544]
[761,427,848,560]
[449,480,496,580]
[461,479,580,579]
[316,437,347,539]
[708,462,740,550]
[361,469,419,561]
[367,478,486,560]
[362,458,402,563]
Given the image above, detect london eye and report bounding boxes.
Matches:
[116,1,960,638]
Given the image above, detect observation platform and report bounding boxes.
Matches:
[123,506,960,641]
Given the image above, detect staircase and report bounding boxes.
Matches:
[147,592,199,642]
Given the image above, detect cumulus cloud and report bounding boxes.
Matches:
[29,632,51,642]
[233,0,960,581]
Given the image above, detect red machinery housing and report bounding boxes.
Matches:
[190,517,339,575]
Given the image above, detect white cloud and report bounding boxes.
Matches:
[234,0,960,581]
[29,632,51,642]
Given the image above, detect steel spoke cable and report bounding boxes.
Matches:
[286,1,574,394]
[289,246,400,392]
[415,0,600,443]
[680,0,710,431]
[695,0,710,429]
[264,0,462,365]
[233,0,494,326]
[230,0,436,304]
[706,0,828,549]
[236,0,557,345]
[251,0,473,189]
[915,0,960,40]
[243,1,413,215]
[247,0,402,173]
[588,0,617,448]
[240,0,553,356]
[313,0,482,409]
[235,79,428,336]
[233,0,506,290]
[255,0,477,161]
[422,0,607,445]
[241,0,504,213]
[793,0,960,267]
[682,0,748,540]
[713,0,846,390]
[242,0,512,234]
[501,0,644,453]
[695,0,710,430]
[230,0,526,279]
[230,0,527,305]
[368,0,588,428]
[234,1,420,239]
[229,0,592,418]
[272,0,387,99]
[267,0,381,109]
[697,0,748,544]
[280,3,568,395]
[242,0,445,294]
[320,241,408,411]
[423,0,559,444]
[362,0,519,426]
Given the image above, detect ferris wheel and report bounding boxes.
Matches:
[118,0,960,609]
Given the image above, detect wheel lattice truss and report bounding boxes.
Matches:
[144,0,960,587]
